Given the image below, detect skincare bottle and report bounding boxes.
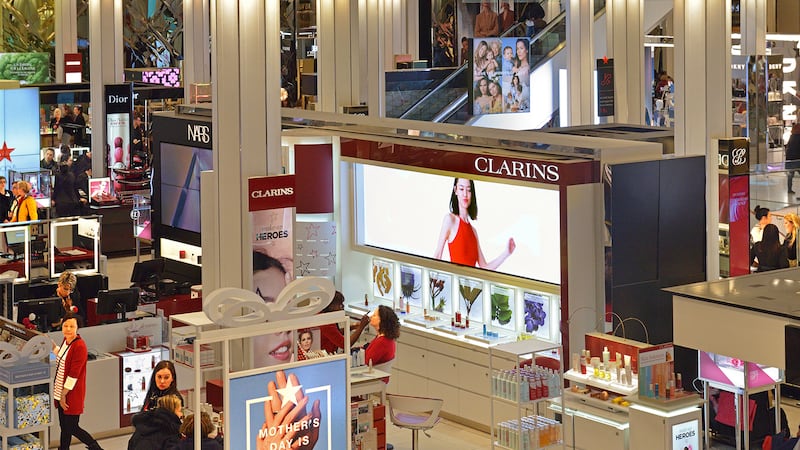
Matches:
[398,296,405,311]
[602,346,610,366]
[580,355,587,375]
[572,353,580,372]
[676,373,683,391]
[364,294,369,306]
[465,317,470,328]
[406,301,410,314]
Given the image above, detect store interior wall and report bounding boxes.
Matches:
[607,156,706,384]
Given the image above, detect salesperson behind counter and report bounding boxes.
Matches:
[362,305,400,375]
[319,291,370,354]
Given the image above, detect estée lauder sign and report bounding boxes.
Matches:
[339,139,598,186]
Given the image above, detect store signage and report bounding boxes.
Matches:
[340,139,599,186]
[596,58,615,117]
[249,175,296,211]
[228,358,349,450]
[717,138,749,176]
[187,123,211,144]
[671,420,699,450]
[0,53,51,84]
[638,343,674,368]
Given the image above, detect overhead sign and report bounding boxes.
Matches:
[596,58,615,117]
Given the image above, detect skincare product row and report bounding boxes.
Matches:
[573,348,634,386]
[351,348,366,367]
[496,416,562,449]
[492,366,561,402]
[639,368,683,399]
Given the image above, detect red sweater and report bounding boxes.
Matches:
[364,335,395,366]
[320,323,344,354]
[57,336,88,415]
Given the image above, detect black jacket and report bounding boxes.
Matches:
[127,408,182,450]
[787,134,800,169]
[173,436,223,450]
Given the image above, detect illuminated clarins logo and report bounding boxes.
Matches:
[474,156,559,182]
[187,124,211,143]
[251,187,294,198]
[107,94,129,104]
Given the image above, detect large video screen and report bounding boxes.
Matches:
[358,164,561,284]
[159,143,213,234]
[0,88,40,179]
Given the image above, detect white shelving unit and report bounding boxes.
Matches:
[489,339,564,450]
[0,367,50,450]
[168,312,222,401]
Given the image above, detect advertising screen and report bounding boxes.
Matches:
[159,142,213,234]
[0,88,40,179]
[229,358,349,450]
[358,164,561,284]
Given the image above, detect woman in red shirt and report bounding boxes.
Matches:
[433,178,515,269]
[364,305,400,368]
[54,312,103,450]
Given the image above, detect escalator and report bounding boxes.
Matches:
[397,0,605,126]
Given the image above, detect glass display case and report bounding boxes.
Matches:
[114,346,168,427]
[7,170,51,210]
[48,216,100,279]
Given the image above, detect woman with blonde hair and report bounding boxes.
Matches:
[784,213,800,267]
[10,180,37,222]
[176,412,222,450]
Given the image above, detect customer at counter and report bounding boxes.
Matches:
[363,305,400,374]
[784,213,800,267]
[10,180,37,222]
[40,148,57,172]
[52,153,82,217]
[750,224,789,272]
[176,412,222,450]
[0,177,12,221]
[127,394,183,450]
[319,291,370,354]
[53,271,83,329]
[143,360,183,411]
[751,205,773,244]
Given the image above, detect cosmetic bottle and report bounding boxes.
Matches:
[398,296,405,311]
[602,346,610,366]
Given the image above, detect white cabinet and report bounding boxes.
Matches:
[0,363,50,450]
[489,339,564,450]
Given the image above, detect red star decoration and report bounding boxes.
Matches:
[602,55,609,64]
[0,142,14,162]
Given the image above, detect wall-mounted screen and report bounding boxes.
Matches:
[159,143,213,234]
[357,164,561,284]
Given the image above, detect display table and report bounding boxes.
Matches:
[350,366,391,405]
[667,271,795,449]
[628,396,704,450]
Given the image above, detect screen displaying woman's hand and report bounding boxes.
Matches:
[257,370,322,450]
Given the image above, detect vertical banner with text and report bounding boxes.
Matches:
[718,138,750,277]
[596,58,615,117]
[105,83,134,185]
[249,175,297,299]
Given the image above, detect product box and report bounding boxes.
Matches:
[182,344,215,367]
[0,362,49,384]
[126,335,151,352]
[206,379,223,411]
[351,400,373,434]
[352,428,377,450]
[14,392,50,429]
[7,433,43,450]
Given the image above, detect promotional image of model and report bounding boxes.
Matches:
[434,178,516,269]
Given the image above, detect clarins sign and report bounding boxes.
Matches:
[474,156,560,182]
[248,174,296,211]
[340,139,597,186]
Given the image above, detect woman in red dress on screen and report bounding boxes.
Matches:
[434,178,516,269]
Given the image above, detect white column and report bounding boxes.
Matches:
[318,0,359,111]
[607,0,644,124]
[674,0,731,278]
[366,0,386,116]
[566,0,594,126]
[210,0,275,290]
[739,0,766,55]
[183,0,212,100]
[55,0,78,83]
[88,0,124,177]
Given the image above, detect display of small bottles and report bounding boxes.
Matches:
[496,415,562,449]
[492,366,560,402]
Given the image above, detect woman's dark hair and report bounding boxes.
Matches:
[253,251,286,274]
[792,123,800,135]
[473,77,489,99]
[449,178,478,220]
[762,223,782,252]
[754,205,770,220]
[376,305,400,340]
[180,412,214,437]
[144,360,179,402]
[62,311,83,328]
[322,291,345,313]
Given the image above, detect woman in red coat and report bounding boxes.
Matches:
[54,312,103,450]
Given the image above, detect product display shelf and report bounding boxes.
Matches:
[563,369,636,414]
[168,312,223,407]
[0,376,50,450]
[489,339,564,450]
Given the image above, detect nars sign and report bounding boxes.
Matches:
[187,124,211,144]
[718,138,750,176]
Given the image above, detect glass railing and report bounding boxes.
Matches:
[400,1,606,124]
